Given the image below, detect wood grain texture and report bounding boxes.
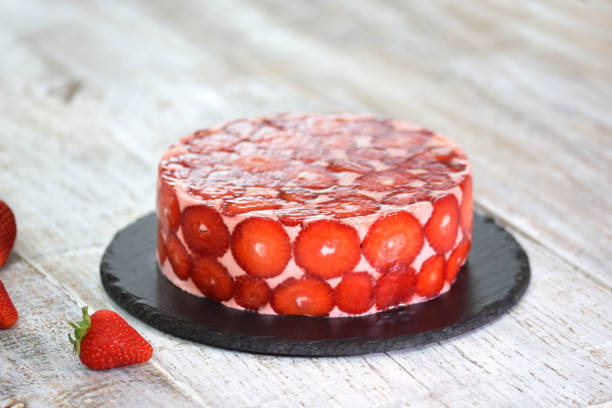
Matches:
[0,0,610,406]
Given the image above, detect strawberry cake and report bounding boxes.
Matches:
[156,113,472,317]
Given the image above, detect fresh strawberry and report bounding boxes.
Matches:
[231,217,291,278]
[334,272,375,314]
[460,176,473,236]
[234,275,271,311]
[425,194,459,254]
[416,255,446,298]
[221,197,283,216]
[446,238,471,283]
[362,211,424,271]
[278,188,319,203]
[375,262,417,310]
[69,306,152,370]
[181,205,230,257]
[0,280,18,329]
[157,180,181,234]
[166,234,190,280]
[157,227,167,265]
[326,159,373,174]
[294,220,361,279]
[289,166,337,189]
[233,154,287,173]
[315,195,380,219]
[355,170,414,192]
[191,256,234,301]
[0,200,17,267]
[270,276,334,316]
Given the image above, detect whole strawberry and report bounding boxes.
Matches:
[0,280,18,329]
[0,200,17,268]
[69,306,153,370]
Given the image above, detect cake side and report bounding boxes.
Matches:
[156,113,472,317]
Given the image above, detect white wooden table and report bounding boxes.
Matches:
[1,1,611,407]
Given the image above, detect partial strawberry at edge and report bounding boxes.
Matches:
[69,306,152,370]
[0,280,18,329]
[0,200,17,268]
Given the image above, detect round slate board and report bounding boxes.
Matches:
[101,212,529,357]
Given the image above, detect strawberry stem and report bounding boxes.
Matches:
[68,306,91,356]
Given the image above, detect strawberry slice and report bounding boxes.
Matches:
[157,180,181,234]
[372,131,427,149]
[289,166,337,189]
[278,188,319,203]
[277,208,321,227]
[375,262,417,310]
[191,256,234,301]
[294,149,324,163]
[446,238,471,283]
[334,272,375,314]
[270,276,334,316]
[0,200,17,268]
[181,205,230,257]
[319,134,355,149]
[233,154,287,173]
[355,170,414,192]
[166,234,190,280]
[416,255,446,298]
[326,159,373,174]
[417,172,455,191]
[382,189,432,205]
[294,220,361,279]
[425,194,459,254]
[460,176,473,236]
[221,197,283,216]
[231,217,291,278]
[362,212,424,271]
[234,275,271,311]
[188,184,244,200]
[157,227,167,265]
[315,195,380,219]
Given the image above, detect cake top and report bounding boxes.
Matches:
[158,113,470,225]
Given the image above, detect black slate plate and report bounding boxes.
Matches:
[100,212,529,357]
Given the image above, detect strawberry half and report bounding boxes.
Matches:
[231,217,291,278]
[157,180,181,234]
[166,234,190,280]
[157,227,167,265]
[294,220,361,279]
[234,275,271,311]
[425,194,459,254]
[69,306,152,370]
[334,272,375,314]
[446,238,471,283]
[416,255,446,298]
[0,200,17,268]
[375,262,417,310]
[0,280,18,329]
[271,276,334,316]
[191,256,234,301]
[181,205,230,257]
[362,211,424,271]
[460,176,473,236]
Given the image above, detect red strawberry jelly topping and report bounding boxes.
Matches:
[426,194,460,254]
[191,256,234,301]
[294,220,361,279]
[271,276,334,316]
[375,262,418,310]
[234,275,271,311]
[231,217,291,278]
[335,272,375,314]
[181,205,230,257]
[157,113,472,316]
[416,255,446,298]
[446,238,471,283]
[166,234,190,280]
[362,211,424,271]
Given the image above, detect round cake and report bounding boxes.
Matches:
[156,113,472,317]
